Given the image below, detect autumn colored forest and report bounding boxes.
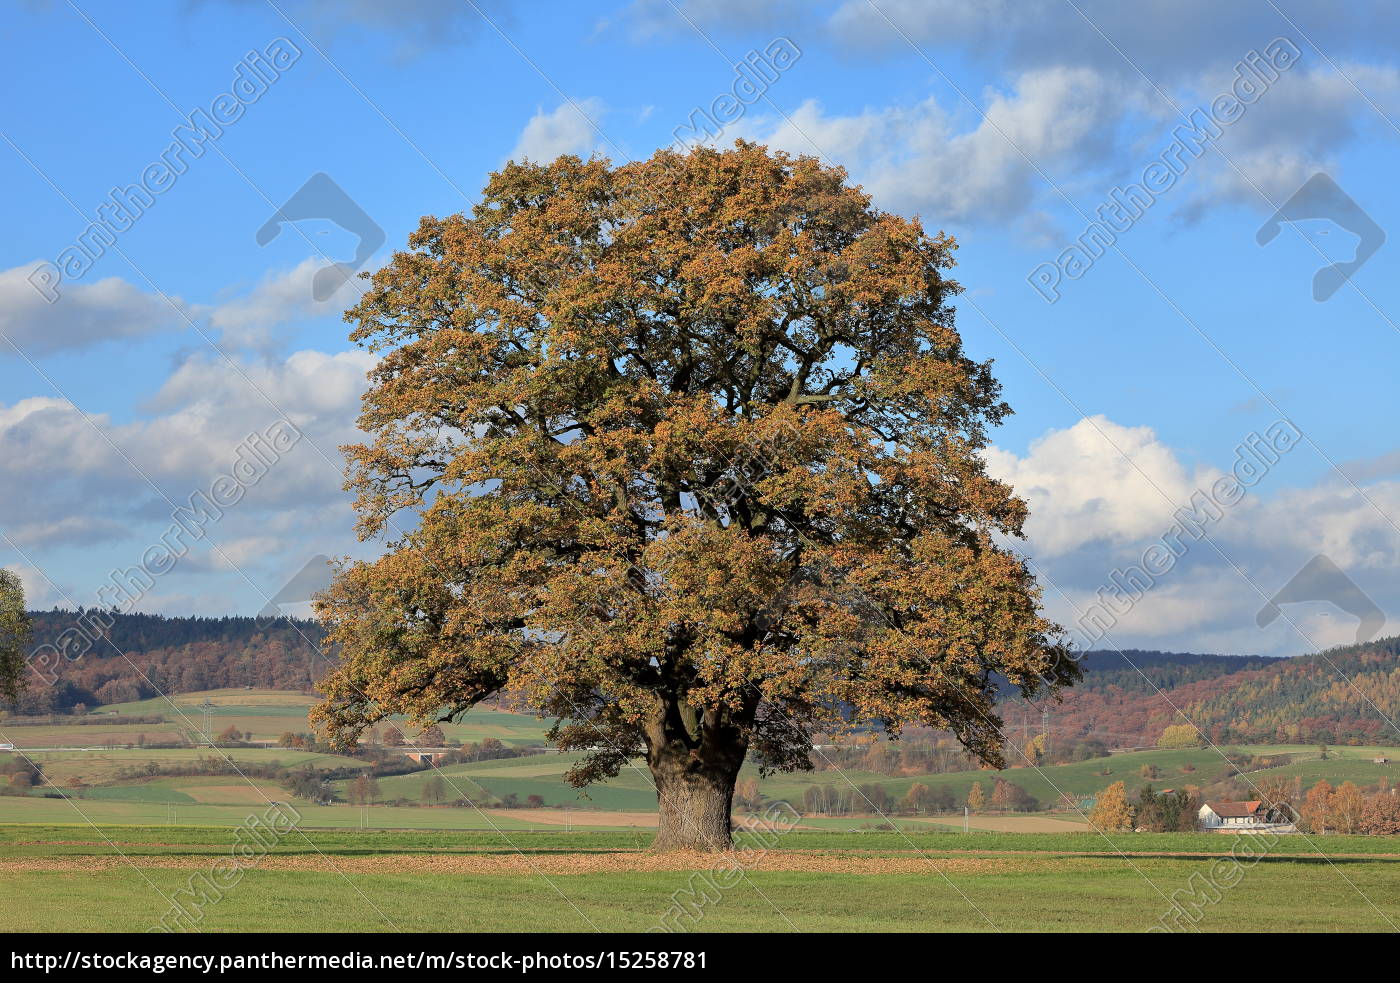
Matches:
[12,610,1400,749]
[1044,644,1400,747]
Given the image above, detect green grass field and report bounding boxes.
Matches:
[6,690,1400,931]
[14,747,369,785]
[0,796,660,830]
[7,695,1398,834]
[1,824,1396,932]
[17,689,1395,816]
[332,758,660,811]
[755,746,1236,805]
[87,689,554,747]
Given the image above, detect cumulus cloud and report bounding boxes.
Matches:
[609,1,1399,231]
[134,348,377,497]
[739,66,1125,223]
[1246,480,1400,572]
[1049,567,1254,640]
[208,258,368,351]
[987,415,1400,656]
[715,1,1400,226]
[0,262,186,356]
[984,415,1223,556]
[508,99,607,163]
[0,350,375,562]
[0,343,386,618]
[0,256,368,361]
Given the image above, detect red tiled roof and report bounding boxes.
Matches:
[1206,800,1266,818]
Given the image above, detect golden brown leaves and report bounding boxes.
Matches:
[312,140,1073,778]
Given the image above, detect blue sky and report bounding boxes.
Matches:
[2,0,1399,658]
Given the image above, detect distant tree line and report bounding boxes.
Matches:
[13,611,1399,755]
[1086,781,1200,832]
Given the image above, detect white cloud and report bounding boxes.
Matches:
[1049,567,1250,641]
[208,258,367,351]
[0,349,375,556]
[133,348,378,500]
[508,98,607,163]
[984,415,1221,556]
[0,346,382,615]
[0,257,370,361]
[743,67,1125,223]
[1149,62,1399,222]
[1247,481,1400,571]
[0,262,186,356]
[780,2,1400,225]
[988,416,1400,656]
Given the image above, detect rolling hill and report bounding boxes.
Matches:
[11,610,1400,751]
[1025,640,1400,748]
[10,610,325,714]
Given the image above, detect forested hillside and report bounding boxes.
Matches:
[7,610,326,714]
[8,611,1400,751]
[1042,642,1400,747]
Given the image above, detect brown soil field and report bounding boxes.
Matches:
[484,808,658,828]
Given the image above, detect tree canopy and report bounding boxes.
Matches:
[311,141,1074,849]
[0,569,31,702]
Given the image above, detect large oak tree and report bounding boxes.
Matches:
[312,142,1075,850]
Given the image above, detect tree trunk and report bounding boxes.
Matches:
[650,754,737,851]
[642,686,755,852]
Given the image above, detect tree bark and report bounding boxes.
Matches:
[649,749,740,851]
[643,683,755,852]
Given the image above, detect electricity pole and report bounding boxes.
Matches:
[200,700,215,744]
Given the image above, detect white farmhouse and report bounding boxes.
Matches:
[1198,799,1273,830]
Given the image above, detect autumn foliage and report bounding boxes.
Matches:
[1088,781,1134,832]
[0,569,30,703]
[311,142,1073,849]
